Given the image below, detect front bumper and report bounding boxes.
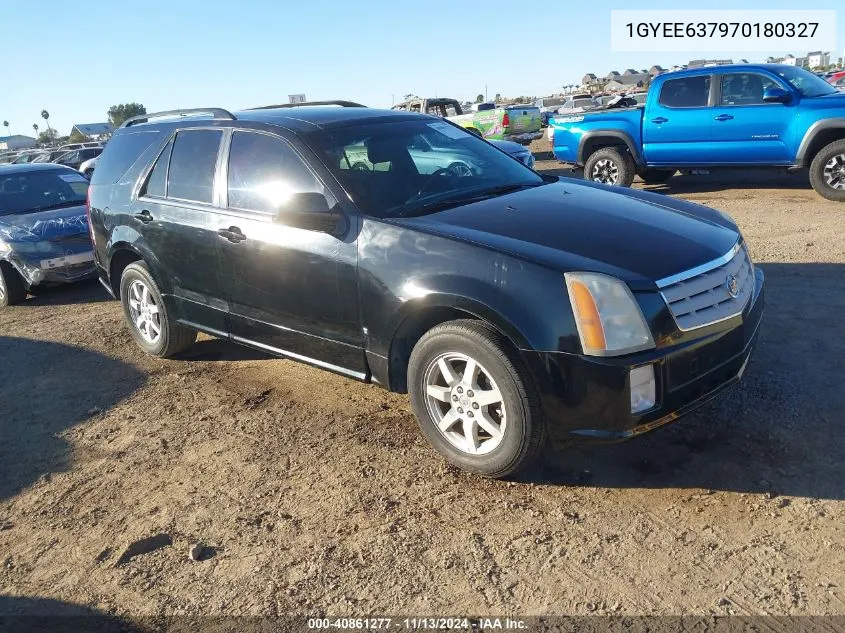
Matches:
[523,268,764,446]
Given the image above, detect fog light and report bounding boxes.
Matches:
[630,364,656,414]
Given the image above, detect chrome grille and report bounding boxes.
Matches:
[659,243,753,331]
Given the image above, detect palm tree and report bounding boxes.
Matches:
[33,123,39,139]
[41,110,53,143]
[2,120,9,136]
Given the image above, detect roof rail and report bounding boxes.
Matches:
[120,108,236,129]
[247,100,367,110]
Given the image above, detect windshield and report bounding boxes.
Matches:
[773,66,837,97]
[308,118,543,218]
[0,169,89,215]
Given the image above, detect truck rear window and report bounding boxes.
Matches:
[659,76,711,108]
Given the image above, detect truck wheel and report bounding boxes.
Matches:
[119,261,197,358]
[809,139,845,202]
[408,319,545,478]
[0,261,27,307]
[584,147,635,187]
[638,169,675,184]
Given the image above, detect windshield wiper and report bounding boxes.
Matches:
[395,182,543,218]
[27,200,86,213]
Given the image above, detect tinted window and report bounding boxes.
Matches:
[166,129,222,203]
[659,76,711,107]
[227,131,323,213]
[141,138,173,198]
[309,118,542,218]
[773,65,837,97]
[720,73,780,105]
[91,130,160,185]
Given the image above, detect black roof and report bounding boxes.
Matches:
[236,106,428,131]
[0,163,79,175]
[114,106,431,137]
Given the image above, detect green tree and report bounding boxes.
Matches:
[2,120,9,135]
[107,103,147,127]
[41,110,53,139]
[475,94,484,103]
[68,129,88,143]
[37,129,58,145]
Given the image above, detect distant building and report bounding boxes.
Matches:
[605,70,620,80]
[581,73,598,85]
[605,72,649,92]
[623,68,639,75]
[71,122,114,141]
[782,54,797,66]
[0,135,36,151]
[688,58,733,68]
[649,65,665,77]
[808,51,830,68]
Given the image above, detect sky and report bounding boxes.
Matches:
[2,0,843,137]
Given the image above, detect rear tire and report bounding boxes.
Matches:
[408,319,545,478]
[809,139,845,202]
[638,168,675,184]
[583,147,635,187]
[0,261,27,307]
[119,261,196,358]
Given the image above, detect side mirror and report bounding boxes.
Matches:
[275,192,344,234]
[763,87,791,104]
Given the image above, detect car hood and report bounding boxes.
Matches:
[0,204,89,244]
[391,180,740,289]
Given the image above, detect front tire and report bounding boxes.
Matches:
[583,147,635,187]
[119,261,196,357]
[0,262,27,307]
[809,139,845,202]
[408,320,545,478]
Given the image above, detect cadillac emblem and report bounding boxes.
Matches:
[726,274,739,299]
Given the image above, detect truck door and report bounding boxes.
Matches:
[642,74,714,165]
[709,72,794,164]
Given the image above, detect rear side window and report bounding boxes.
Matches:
[227,131,324,214]
[166,129,223,203]
[90,131,160,185]
[659,76,711,108]
[141,138,173,198]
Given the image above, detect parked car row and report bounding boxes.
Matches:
[548,63,845,201]
[0,142,104,172]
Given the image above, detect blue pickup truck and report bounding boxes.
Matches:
[549,64,845,201]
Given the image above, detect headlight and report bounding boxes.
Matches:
[564,272,655,356]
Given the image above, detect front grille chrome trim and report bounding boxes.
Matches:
[655,241,742,289]
[658,240,753,332]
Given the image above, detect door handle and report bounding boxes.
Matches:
[714,114,735,121]
[651,117,668,124]
[134,210,153,224]
[218,226,246,243]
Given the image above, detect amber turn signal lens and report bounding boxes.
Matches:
[569,279,607,352]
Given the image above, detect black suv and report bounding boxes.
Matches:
[89,103,764,477]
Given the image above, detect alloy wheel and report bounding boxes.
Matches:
[591,158,619,185]
[449,162,473,177]
[127,279,161,344]
[423,352,507,455]
[823,153,845,190]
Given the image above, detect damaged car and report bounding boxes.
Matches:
[0,164,96,306]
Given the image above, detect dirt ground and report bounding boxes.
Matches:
[2,137,845,624]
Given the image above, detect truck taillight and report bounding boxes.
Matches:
[502,112,510,127]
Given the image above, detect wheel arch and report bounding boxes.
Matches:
[796,119,845,168]
[385,295,531,393]
[577,131,645,168]
[106,243,144,297]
